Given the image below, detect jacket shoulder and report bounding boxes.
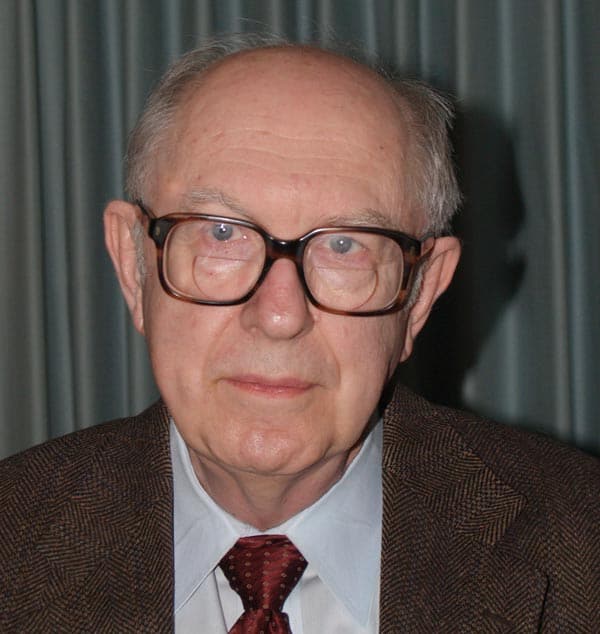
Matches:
[382,385,600,630]
[0,400,172,550]
[0,401,174,631]
[383,384,600,489]
[0,400,170,492]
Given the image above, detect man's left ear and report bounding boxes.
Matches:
[399,236,461,361]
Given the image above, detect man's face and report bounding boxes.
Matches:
[130,50,422,480]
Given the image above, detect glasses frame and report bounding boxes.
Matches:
[136,200,431,316]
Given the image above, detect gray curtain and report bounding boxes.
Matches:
[1,0,598,458]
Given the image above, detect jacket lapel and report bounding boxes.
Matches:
[380,387,547,632]
[26,402,175,632]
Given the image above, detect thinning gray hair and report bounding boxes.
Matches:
[125,33,460,237]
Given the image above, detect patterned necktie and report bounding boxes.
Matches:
[219,535,307,633]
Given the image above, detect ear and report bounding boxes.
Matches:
[104,200,146,335]
[399,236,461,361]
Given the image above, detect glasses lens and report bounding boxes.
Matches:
[304,231,404,312]
[163,219,265,301]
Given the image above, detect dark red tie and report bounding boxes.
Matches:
[219,535,307,633]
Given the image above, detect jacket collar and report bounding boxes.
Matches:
[379,385,547,632]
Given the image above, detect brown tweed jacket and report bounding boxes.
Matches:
[0,385,599,632]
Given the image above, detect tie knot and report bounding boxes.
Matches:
[219,535,307,613]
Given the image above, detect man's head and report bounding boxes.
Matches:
[104,36,460,523]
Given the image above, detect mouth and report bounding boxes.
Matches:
[223,375,316,398]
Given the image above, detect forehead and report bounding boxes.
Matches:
[157,48,418,232]
[179,49,407,157]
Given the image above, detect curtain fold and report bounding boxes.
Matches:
[1,0,598,457]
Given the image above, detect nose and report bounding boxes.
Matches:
[239,258,314,339]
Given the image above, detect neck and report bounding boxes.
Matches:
[188,446,361,530]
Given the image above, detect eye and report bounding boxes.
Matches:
[328,235,358,254]
[211,223,235,241]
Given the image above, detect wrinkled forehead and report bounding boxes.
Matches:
[152,47,421,232]
[174,47,409,164]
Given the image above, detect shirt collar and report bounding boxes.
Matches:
[171,419,382,626]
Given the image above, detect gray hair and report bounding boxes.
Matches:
[125,34,460,237]
[387,79,462,235]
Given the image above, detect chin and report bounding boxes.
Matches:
[232,434,310,475]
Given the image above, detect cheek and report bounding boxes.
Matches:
[142,284,232,389]
[332,315,404,393]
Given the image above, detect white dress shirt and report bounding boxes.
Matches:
[171,419,382,633]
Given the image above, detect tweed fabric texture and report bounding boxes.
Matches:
[379,385,600,632]
[0,401,174,632]
[0,386,599,632]
[219,535,307,633]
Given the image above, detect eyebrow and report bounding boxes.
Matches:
[181,188,398,229]
[182,189,251,218]
[324,208,396,228]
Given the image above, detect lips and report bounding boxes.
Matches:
[223,375,315,397]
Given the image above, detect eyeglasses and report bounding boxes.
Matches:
[136,201,432,316]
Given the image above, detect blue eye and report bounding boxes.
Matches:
[329,236,354,254]
[212,223,234,241]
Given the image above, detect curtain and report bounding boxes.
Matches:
[1,0,598,458]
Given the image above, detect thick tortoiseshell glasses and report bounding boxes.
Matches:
[137,201,432,316]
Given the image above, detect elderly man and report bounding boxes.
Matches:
[1,36,599,633]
